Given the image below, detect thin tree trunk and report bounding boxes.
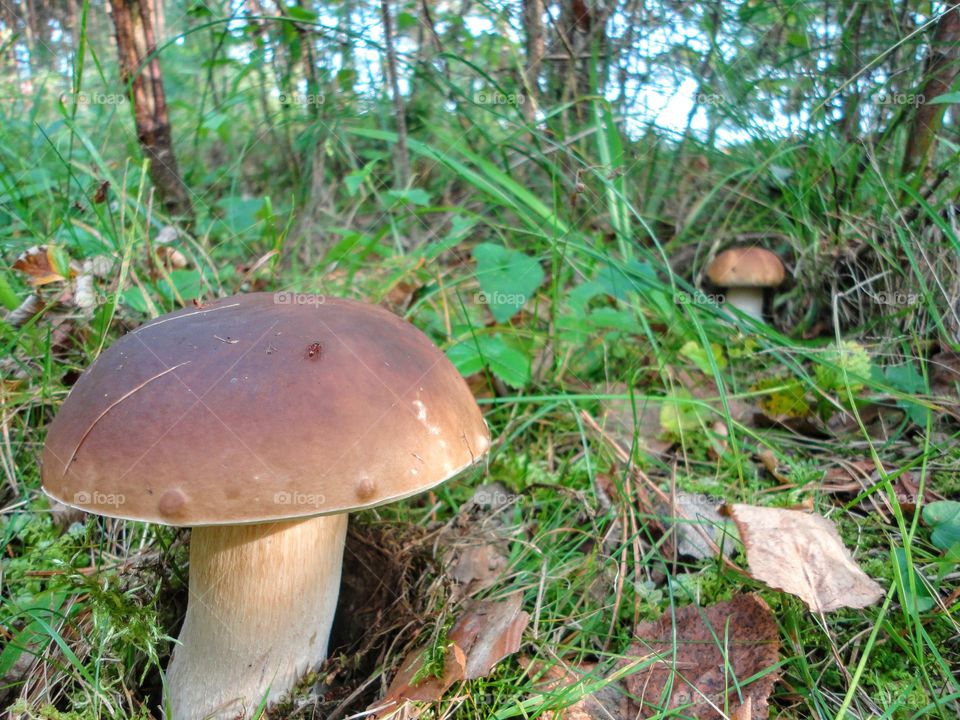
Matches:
[901,6,960,177]
[522,0,544,123]
[837,1,865,141]
[153,0,165,44]
[109,0,193,220]
[380,0,410,190]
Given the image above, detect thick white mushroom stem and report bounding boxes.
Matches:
[167,514,348,720]
[723,287,765,321]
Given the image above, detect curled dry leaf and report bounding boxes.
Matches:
[371,592,529,718]
[157,245,188,269]
[726,504,884,612]
[659,492,738,561]
[73,271,96,314]
[624,594,779,719]
[12,246,70,287]
[6,294,44,327]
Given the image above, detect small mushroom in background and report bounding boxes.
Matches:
[41,292,491,720]
[706,247,785,321]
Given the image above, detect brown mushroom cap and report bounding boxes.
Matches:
[42,293,491,526]
[706,247,785,288]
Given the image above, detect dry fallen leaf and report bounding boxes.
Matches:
[157,245,188,269]
[441,483,517,599]
[523,658,631,719]
[12,246,70,287]
[73,270,96,313]
[726,504,884,612]
[6,294,44,327]
[660,492,738,561]
[624,594,779,719]
[456,593,529,679]
[371,592,529,718]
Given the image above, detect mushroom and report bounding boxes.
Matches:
[41,293,491,720]
[706,247,785,321]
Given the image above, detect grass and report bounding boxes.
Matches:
[2,10,960,720]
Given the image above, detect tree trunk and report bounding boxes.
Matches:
[380,0,410,193]
[837,1,866,142]
[901,6,960,177]
[522,0,544,122]
[109,0,193,220]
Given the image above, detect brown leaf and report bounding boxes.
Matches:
[726,504,884,612]
[523,659,631,719]
[92,180,110,204]
[447,543,507,594]
[12,246,69,287]
[157,245,188,269]
[371,593,529,717]
[464,372,495,399]
[383,642,467,705]
[456,592,529,679]
[756,448,789,483]
[441,483,516,599]
[624,594,779,719]
[382,279,421,313]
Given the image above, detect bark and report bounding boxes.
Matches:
[522,0,545,122]
[901,6,960,176]
[109,0,193,220]
[837,1,866,141]
[380,0,410,191]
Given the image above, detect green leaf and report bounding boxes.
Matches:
[286,5,318,22]
[882,363,926,393]
[586,307,642,333]
[929,91,960,105]
[163,270,203,301]
[336,68,357,89]
[385,187,431,206]
[121,286,150,313]
[0,271,22,310]
[892,547,935,612]
[923,501,960,557]
[396,11,417,30]
[659,389,708,435]
[345,162,377,196]
[680,340,727,374]
[447,334,531,387]
[473,243,544,323]
[786,31,809,49]
[215,196,266,235]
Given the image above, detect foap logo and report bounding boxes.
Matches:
[279,92,325,107]
[74,490,125,507]
[475,290,527,306]
[60,91,128,106]
[273,292,326,307]
[273,491,326,508]
[876,92,925,107]
[675,290,725,306]
[873,290,919,307]
[475,91,525,106]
